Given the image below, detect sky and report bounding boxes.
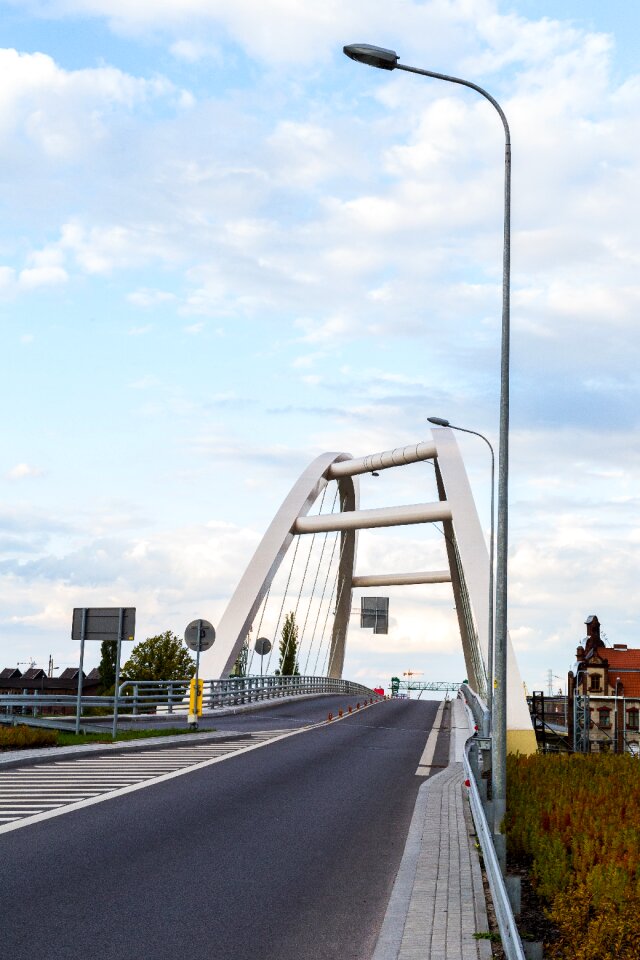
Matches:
[1,0,639,696]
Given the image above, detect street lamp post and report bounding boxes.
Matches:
[427,417,495,720]
[344,43,512,838]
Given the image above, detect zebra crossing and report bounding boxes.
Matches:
[0,731,288,826]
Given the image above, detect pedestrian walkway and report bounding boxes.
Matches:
[374,698,492,959]
[0,730,287,827]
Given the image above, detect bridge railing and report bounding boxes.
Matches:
[458,685,526,960]
[0,675,380,722]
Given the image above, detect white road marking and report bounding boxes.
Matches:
[415,701,447,776]
[0,729,305,834]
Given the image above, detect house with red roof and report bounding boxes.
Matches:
[568,615,640,753]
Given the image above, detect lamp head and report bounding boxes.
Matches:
[343,44,399,70]
[427,416,450,427]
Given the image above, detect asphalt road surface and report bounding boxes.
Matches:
[2,698,450,960]
[97,692,387,733]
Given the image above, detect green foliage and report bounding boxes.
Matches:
[279,612,299,676]
[506,753,640,959]
[122,630,195,682]
[98,638,118,692]
[0,725,57,750]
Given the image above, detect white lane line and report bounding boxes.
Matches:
[0,801,67,807]
[415,701,447,776]
[0,724,309,835]
[0,790,102,805]
[2,777,151,783]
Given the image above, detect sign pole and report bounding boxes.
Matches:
[192,619,202,730]
[75,608,87,735]
[112,607,124,740]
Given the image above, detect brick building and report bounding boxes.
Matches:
[568,615,640,753]
[0,666,102,714]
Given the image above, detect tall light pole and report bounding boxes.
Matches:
[344,43,512,838]
[428,417,495,720]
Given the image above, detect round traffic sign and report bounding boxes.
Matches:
[254,637,272,657]
[185,619,216,652]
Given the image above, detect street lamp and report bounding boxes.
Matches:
[345,43,512,839]
[428,417,495,719]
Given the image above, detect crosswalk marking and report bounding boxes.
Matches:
[0,730,294,827]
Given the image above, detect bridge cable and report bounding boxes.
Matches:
[315,523,350,675]
[246,582,271,676]
[302,485,340,673]
[280,484,329,672]
[264,531,302,675]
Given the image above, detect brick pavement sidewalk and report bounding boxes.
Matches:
[373,699,492,959]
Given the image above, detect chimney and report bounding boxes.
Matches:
[584,615,601,653]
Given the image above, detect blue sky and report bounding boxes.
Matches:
[1,0,639,694]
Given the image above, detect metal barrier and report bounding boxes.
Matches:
[463,735,525,960]
[0,675,379,724]
[458,684,526,960]
[460,681,490,736]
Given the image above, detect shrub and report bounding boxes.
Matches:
[0,724,58,750]
[507,753,640,959]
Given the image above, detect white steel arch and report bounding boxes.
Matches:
[200,431,536,754]
[204,452,358,680]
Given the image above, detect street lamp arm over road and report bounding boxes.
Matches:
[345,42,512,842]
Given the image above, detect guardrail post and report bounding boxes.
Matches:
[133,684,139,716]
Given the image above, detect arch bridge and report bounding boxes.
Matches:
[202,427,536,754]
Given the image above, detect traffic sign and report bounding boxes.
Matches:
[254,637,272,657]
[185,619,215,652]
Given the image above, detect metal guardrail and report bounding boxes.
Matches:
[0,675,379,723]
[460,681,490,736]
[463,736,525,960]
[458,683,526,960]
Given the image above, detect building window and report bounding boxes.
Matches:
[589,674,601,692]
[627,708,639,731]
[598,707,611,728]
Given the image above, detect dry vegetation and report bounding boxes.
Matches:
[507,753,640,960]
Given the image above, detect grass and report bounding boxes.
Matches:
[1,724,214,751]
[56,727,212,746]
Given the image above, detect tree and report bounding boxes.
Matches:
[98,639,118,693]
[122,631,196,682]
[279,612,299,676]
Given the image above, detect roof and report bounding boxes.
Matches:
[21,668,47,680]
[0,667,21,679]
[59,667,81,681]
[86,668,101,680]
[599,646,640,670]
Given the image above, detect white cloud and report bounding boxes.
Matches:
[0,48,175,159]
[127,288,177,308]
[2,3,640,695]
[6,463,44,480]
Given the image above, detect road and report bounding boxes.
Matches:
[1,697,450,960]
